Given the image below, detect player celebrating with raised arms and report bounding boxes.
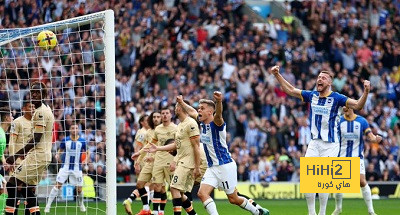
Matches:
[332,107,381,215]
[44,124,89,213]
[146,99,203,215]
[5,82,55,215]
[177,92,269,215]
[270,65,370,215]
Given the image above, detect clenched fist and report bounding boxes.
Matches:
[213,91,223,102]
[271,65,280,75]
[363,80,371,92]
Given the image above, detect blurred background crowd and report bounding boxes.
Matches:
[0,0,400,185]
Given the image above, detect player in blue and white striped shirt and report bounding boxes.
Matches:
[45,124,89,213]
[332,107,381,215]
[271,65,370,215]
[178,93,269,215]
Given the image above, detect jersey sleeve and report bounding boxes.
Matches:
[187,120,200,138]
[152,128,158,142]
[33,108,46,133]
[10,120,19,136]
[336,93,349,107]
[300,90,313,103]
[135,131,145,147]
[361,117,371,134]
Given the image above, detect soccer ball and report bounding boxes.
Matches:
[37,30,57,50]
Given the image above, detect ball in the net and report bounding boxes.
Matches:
[37,30,57,50]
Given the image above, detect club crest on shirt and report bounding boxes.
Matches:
[355,125,359,129]
[327,98,333,104]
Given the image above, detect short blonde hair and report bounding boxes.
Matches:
[199,99,215,110]
[320,70,334,80]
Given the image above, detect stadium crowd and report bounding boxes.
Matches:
[0,0,400,185]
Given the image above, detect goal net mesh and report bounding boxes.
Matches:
[0,11,113,215]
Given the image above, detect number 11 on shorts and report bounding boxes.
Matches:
[222,181,229,190]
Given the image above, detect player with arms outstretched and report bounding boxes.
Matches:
[271,65,370,215]
[178,92,269,215]
[44,124,88,213]
[5,82,55,215]
[332,107,381,215]
[8,101,35,214]
[123,112,160,215]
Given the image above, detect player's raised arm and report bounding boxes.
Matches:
[345,80,371,110]
[271,65,303,99]
[213,91,224,126]
[177,95,198,119]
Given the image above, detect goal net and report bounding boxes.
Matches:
[0,10,116,215]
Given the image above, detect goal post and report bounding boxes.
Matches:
[0,9,116,214]
[104,10,117,215]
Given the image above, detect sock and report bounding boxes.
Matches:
[172,198,182,215]
[203,198,219,215]
[182,198,196,215]
[318,193,329,215]
[128,189,139,203]
[361,185,374,213]
[149,190,154,204]
[238,192,262,209]
[239,197,260,215]
[305,193,316,215]
[334,193,343,211]
[153,192,161,212]
[46,187,59,208]
[138,188,150,210]
[160,192,167,212]
[77,191,84,206]
[184,191,193,202]
[0,193,8,213]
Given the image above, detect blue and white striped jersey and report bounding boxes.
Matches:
[301,91,348,143]
[60,136,87,171]
[338,115,371,158]
[200,121,233,167]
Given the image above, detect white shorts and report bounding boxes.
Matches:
[360,159,365,175]
[56,168,83,186]
[305,139,339,157]
[201,161,237,195]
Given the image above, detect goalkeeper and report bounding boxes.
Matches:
[0,107,12,214]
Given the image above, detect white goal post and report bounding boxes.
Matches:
[0,10,116,214]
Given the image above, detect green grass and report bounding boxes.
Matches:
[34,199,400,215]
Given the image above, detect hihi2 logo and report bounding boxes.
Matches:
[300,157,360,193]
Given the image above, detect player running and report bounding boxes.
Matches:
[124,112,161,215]
[178,92,269,215]
[44,124,89,213]
[147,99,203,215]
[150,107,177,215]
[0,107,13,213]
[332,107,381,215]
[271,65,370,215]
[8,101,35,214]
[5,82,55,215]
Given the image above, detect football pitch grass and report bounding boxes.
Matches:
[36,199,400,214]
